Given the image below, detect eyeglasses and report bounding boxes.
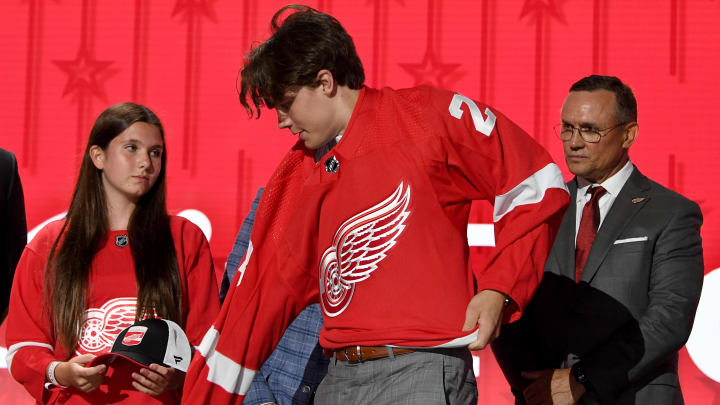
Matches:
[553,122,628,143]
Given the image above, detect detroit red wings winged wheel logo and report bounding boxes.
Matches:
[77,297,137,353]
[319,182,412,317]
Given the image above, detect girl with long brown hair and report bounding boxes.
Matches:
[5,103,220,404]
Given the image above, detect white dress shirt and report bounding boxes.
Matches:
[574,159,634,244]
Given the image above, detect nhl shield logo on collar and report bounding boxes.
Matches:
[324,155,340,173]
[115,235,129,248]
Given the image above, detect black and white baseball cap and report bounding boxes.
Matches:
[89,318,192,372]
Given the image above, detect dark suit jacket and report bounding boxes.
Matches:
[492,167,704,405]
[0,148,27,320]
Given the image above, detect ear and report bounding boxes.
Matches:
[89,145,105,170]
[316,69,336,96]
[622,122,638,149]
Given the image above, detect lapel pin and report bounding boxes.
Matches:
[631,197,646,204]
[324,155,340,173]
[115,234,129,248]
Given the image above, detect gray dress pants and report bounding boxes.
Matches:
[315,347,478,404]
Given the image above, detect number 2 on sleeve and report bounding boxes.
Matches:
[448,94,497,136]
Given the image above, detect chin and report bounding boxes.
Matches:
[128,189,150,199]
[566,163,586,177]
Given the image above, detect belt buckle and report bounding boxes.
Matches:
[342,346,363,363]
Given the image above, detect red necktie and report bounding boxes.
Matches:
[575,186,606,282]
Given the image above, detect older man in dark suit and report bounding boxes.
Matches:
[492,75,704,405]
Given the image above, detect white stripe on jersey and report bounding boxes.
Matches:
[197,327,257,395]
[387,330,479,349]
[6,341,54,377]
[493,163,568,223]
[431,330,479,348]
[235,241,254,287]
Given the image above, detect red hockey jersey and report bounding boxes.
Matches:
[5,216,220,404]
[182,86,569,404]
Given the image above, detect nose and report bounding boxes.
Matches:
[277,110,292,130]
[568,128,585,150]
[138,152,154,172]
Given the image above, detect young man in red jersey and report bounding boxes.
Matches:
[183,5,569,404]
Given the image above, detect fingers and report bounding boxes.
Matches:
[73,364,106,392]
[148,363,170,377]
[523,382,543,405]
[69,353,96,365]
[132,376,160,395]
[67,354,105,392]
[462,293,483,332]
[463,290,507,350]
[521,370,552,405]
[151,364,184,391]
[468,315,494,350]
[79,364,107,377]
[76,377,103,393]
[463,299,484,350]
[132,365,170,396]
[76,380,96,392]
[461,305,479,332]
[493,316,503,340]
[463,298,486,350]
[54,361,105,392]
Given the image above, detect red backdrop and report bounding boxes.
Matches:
[1,0,718,403]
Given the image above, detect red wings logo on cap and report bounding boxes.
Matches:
[77,297,137,353]
[122,326,148,346]
[319,182,411,317]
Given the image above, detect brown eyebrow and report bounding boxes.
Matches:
[561,121,599,130]
[125,138,164,149]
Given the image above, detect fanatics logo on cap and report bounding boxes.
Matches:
[89,318,192,373]
[121,326,148,346]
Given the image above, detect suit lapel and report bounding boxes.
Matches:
[579,168,652,283]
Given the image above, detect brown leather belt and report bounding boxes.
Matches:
[335,346,415,363]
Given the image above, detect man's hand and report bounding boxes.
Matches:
[131,363,184,396]
[521,368,585,405]
[53,354,107,392]
[462,289,506,350]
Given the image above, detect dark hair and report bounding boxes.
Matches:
[44,102,182,355]
[569,75,638,124]
[239,4,365,118]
